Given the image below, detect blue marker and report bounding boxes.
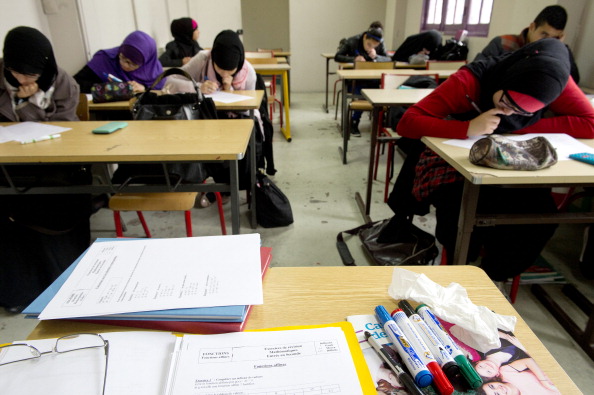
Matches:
[104,72,123,83]
[399,300,460,383]
[375,305,433,388]
[416,304,483,389]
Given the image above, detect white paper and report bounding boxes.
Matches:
[0,122,70,143]
[39,234,263,320]
[165,327,364,395]
[0,332,176,395]
[205,91,253,103]
[388,268,517,352]
[443,133,594,160]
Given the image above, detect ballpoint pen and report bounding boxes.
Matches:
[465,94,482,114]
[364,331,423,395]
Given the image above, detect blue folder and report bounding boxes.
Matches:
[23,238,248,322]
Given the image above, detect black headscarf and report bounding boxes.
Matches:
[3,26,57,92]
[211,30,244,73]
[464,38,570,133]
[171,17,197,46]
[392,30,442,61]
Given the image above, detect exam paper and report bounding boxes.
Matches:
[0,122,71,143]
[165,327,364,395]
[39,234,263,320]
[0,332,176,395]
[444,133,594,160]
[205,90,253,103]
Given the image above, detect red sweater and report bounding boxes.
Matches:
[396,68,594,139]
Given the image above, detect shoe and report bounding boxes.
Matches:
[196,193,211,208]
[351,119,361,137]
[5,305,25,314]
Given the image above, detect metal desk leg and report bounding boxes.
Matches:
[249,110,257,229]
[324,57,330,113]
[355,106,379,224]
[453,180,480,265]
[280,70,292,142]
[338,78,349,164]
[229,160,240,234]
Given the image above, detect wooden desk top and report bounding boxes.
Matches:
[0,120,253,163]
[88,90,264,112]
[27,266,579,393]
[423,136,594,185]
[251,63,291,72]
[362,88,434,106]
[338,69,455,80]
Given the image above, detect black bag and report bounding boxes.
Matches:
[435,38,469,61]
[132,68,218,120]
[255,173,293,228]
[336,218,438,266]
[113,68,217,185]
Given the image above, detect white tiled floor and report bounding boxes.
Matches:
[2,93,594,392]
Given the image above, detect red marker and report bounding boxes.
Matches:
[392,309,454,395]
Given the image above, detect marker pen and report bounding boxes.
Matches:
[364,331,423,395]
[392,309,454,395]
[103,72,123,83]
[416,304,483,389]
[375,305,433,388]
[398,300,460,382]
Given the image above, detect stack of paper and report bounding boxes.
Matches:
[24,235,271,334]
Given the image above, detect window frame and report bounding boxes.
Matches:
[421,0,492,37]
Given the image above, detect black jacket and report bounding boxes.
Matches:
[334,33,391,63]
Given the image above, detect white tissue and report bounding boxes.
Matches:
[388,267,517,353]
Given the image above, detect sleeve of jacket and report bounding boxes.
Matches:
[473,36,504,61]
[335,37,356,63]
[73,65,102,94]
[159,42,184,68]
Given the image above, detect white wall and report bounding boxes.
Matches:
[288,0,388,93]
[0,0,50,53]
[189,0,242,49]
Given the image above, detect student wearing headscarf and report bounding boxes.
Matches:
[334,26,391,136]
[0,27,92,313]
[395,38,594,281]
[0,26,79,121]
[73,30,164,94]
[159,17,203,67]
[392,30,443,63]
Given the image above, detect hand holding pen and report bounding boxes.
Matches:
[364,331,423,395]
[200,76,219,94]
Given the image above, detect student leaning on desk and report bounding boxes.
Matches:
[0,27,93,313]
[73,30,164,94]
[394,38,594,283]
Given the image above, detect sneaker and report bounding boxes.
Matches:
[351,120,361,137]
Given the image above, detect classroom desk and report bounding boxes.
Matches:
[0,120,253,234]
[252,63,292,141]
[422,136,594,360]
[354,88,434,221]
[337,69,455,142]
[26,265,581,394]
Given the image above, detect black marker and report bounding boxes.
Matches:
[364,331,423,395]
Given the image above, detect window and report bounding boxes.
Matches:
[422,0,493,37]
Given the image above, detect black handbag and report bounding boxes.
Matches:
[255,173,293,228]
[132,68,218,120]
[114,68,217,185]
[336,218,438,266]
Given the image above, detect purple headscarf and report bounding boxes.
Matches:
[87,30,164,89]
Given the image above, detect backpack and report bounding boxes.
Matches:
[435,38,469,61]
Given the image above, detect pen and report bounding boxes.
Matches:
[416,304,483,389]
[364,331,423,395]
[392,309,454,395]
[375,305,433,388]
[465,94,482,114]
[20,134,61,145]
[399,300,460,382]
[104,72,123,83]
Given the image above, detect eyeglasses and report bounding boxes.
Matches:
[118,53,140,70]
[499,91,534,117]
[0,333,109,395]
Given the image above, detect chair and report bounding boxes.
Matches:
[246,54,283,127]
[426,60,467,70]
[344,61,395,137]
[76,93,90,121]
[109,192,227,237]
[374,73,438,202]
